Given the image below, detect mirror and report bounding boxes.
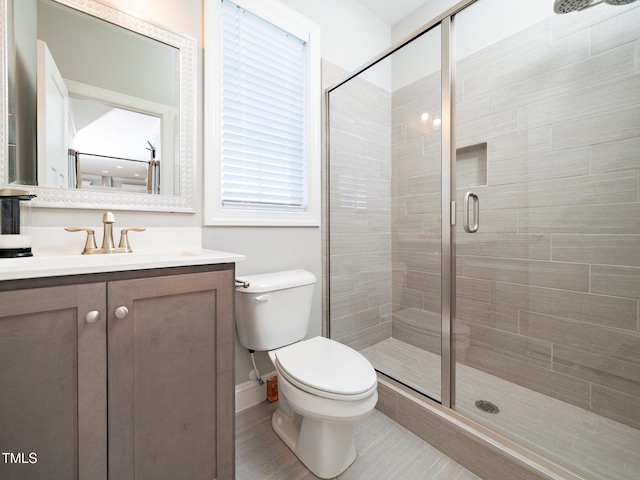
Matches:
[1,0,196,211]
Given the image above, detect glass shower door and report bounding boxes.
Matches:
[453,1,640,478]
[328,25,443,402]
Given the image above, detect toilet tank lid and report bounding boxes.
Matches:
[236,269,316,293]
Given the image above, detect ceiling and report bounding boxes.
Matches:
[357,0,430,25]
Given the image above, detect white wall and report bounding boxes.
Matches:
[280,0,390,74]
[209,0,392,385]
[23,0,391,388]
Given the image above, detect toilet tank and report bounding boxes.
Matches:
[235,270,316,351]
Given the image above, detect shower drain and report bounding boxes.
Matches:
[475,400,500,414]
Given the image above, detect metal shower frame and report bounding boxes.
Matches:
[325,0,480,409]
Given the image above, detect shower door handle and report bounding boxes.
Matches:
[463,192,479,233]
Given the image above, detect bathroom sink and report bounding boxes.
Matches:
[0,248,245,281]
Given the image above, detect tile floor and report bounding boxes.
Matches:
[361,338,640,480]
[236,400,480,480]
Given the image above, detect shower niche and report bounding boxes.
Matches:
[456,143,487,189]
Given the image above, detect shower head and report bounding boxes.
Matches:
[554,0,592,13]
[554,0,638,13]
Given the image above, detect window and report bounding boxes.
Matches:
[204,0,320,226]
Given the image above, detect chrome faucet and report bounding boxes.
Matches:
[66,211,145,254]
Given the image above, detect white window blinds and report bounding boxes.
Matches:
[220,0,309,212]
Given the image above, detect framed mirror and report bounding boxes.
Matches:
[1,0,196,212]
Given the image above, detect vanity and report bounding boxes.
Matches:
[0,250,244,480]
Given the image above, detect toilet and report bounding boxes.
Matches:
[235,270,378,479]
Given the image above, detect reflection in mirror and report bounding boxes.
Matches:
[1,0,196,211]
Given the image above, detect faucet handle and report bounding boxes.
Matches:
[65,227,98,254]
[118,228,146,253]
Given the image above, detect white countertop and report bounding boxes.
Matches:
[0,248,245,281]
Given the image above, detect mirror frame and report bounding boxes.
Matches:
[0,0,197,212]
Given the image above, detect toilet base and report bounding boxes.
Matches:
[272,399,357,479]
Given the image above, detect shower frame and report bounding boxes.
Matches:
[327,1,640,478]
[325,0,480,409]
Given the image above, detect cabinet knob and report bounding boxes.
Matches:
[85,310,101,324]
[115,306,129,319]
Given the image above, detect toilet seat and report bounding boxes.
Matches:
[270,336,377,401]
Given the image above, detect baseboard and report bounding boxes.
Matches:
[235,371,276,413]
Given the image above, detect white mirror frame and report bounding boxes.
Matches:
[0,0,197,212]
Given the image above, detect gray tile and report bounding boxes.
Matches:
[552,234,640,267]
[236,401,479,480]
[404,192,441,215]
[591,265,640,300]
[330,292,369,320]
[330,307,386,338]
[591,137,640,174]
[330,233,389,255]
[591,4,640,54]
[457,108,519,149]
[455,276,491,303]
[520,73,640,131]
[490,171,637,210]
[375,382,398,422]
[338,252,391,275]
[467,323,553,369]
[464,344,591,409]
[335,322,392,351]
[329,273,356,297]
[592,384,640,430]
[519,203,640,235]
[363,339,640,479]
[462,256,589,292]
[553,345,640,398]
[491,282,638,331]
[457,234,552,261]
[392,285,424,310]
[392,250,441,275]
[551,105,640,151]
[520,311,640,365]
[456,297,520,334]
[329,213,369,234]
[486,127,551,165]
[489,147,590,186]
[490,42,636,116]
[392,233,441,255]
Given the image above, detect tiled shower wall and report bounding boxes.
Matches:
[393,5,640,428]
[329,5,640,429]
[327,66,393,351]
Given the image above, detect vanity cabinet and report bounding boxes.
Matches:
[0,265,235,480]
[0,283,107,479]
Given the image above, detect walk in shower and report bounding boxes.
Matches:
[326,0,640,478]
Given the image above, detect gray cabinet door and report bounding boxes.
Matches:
[0,283,107,480]
[107,270,234,480]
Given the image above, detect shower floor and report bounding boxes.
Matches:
[361,338,640,480]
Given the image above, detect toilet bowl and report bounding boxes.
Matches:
[268,336,377,479]
[234,270,378,478]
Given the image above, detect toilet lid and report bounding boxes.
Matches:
[273,336,377,397]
